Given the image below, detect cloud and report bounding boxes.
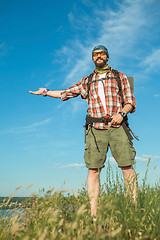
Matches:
[57,155,160,170]
[0,118,52,135]
[45,79,56,87]
[142,155,160,159]
[63,98,88,116]
[141,49,160,71]
[135,155,160,161]
[53,41,92,86]
[56,94,88,118]
[135,156,148,161]
[59,154,160,169]
[60,163,85,168]
[107,155,160,164]
[97,0,146,51]
[53,0,154,87]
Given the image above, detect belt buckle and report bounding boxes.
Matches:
[101,117,108,125]
[101,117,105,123]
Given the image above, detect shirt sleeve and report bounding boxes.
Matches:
[60,77,89,101]
[119,72,136,113]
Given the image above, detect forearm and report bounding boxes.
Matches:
[111,104,134,125]
[46,90,62,98]
[121,104,133,114]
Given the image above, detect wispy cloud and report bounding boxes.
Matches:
[0,118,52,135]
[142,155,160,159]
[136,155,160,161]
[60,98,88,117]
[45,79,56,88]
[60,163,85,169]
[97,0,147,54]
[59,154,160,169]
[141,49,160,71]
[135,156,148,162]
[53,0,156,87]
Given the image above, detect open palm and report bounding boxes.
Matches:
[29,88,44,95]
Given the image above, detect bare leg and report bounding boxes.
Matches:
[121,166,137,206]
[87,168,101,217]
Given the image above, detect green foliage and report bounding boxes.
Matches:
[0,162,160,239]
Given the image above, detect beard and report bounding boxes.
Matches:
[94,58,107,68]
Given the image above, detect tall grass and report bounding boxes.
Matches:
[0,160,160,240]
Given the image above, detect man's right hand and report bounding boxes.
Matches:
[29,88,44,95]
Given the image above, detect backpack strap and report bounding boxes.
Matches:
[110,70,139,141]
[84,73,94,101]
[111,69,125,107]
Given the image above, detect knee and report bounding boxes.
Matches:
[121,165,133,173]
[121,166,136,177]
[88,168,100,177]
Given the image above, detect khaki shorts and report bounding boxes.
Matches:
[84,126,136,169]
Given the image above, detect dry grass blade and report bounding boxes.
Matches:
[16,185,23,191]
[6,191,16,205]
[72,189,78,198]
[11,222,20,235]
[26,183,34,189]
[62,190,68,193]
[110,226,122,237]
[77,204,86,215]
[147,157,151,167]
[30,191,36,197]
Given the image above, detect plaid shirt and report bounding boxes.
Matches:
[60,68,136,129]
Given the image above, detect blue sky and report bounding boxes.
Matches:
[0,0,160,197]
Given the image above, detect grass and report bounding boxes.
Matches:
[0,160,160,240]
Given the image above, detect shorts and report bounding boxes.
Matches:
[84,125,136,169]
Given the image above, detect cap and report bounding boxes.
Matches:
[92,45,109,58]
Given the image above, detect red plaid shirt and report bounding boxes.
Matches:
[60,68,136,129]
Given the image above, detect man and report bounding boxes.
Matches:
[30,45,137,217]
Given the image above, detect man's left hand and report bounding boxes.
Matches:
[110,113,123,125]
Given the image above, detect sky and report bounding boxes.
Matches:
[0,0,160,197]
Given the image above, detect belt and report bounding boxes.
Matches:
[85,115,139,142]
[85,115,112,125]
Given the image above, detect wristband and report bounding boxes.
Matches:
[42,88,49,97]
[119,111,126,118]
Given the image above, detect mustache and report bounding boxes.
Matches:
[96,57,104,61]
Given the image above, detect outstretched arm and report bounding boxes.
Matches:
[29,88,62,98]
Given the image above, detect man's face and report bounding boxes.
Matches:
[92,49,108,68]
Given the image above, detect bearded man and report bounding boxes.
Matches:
[30,45,137,217]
